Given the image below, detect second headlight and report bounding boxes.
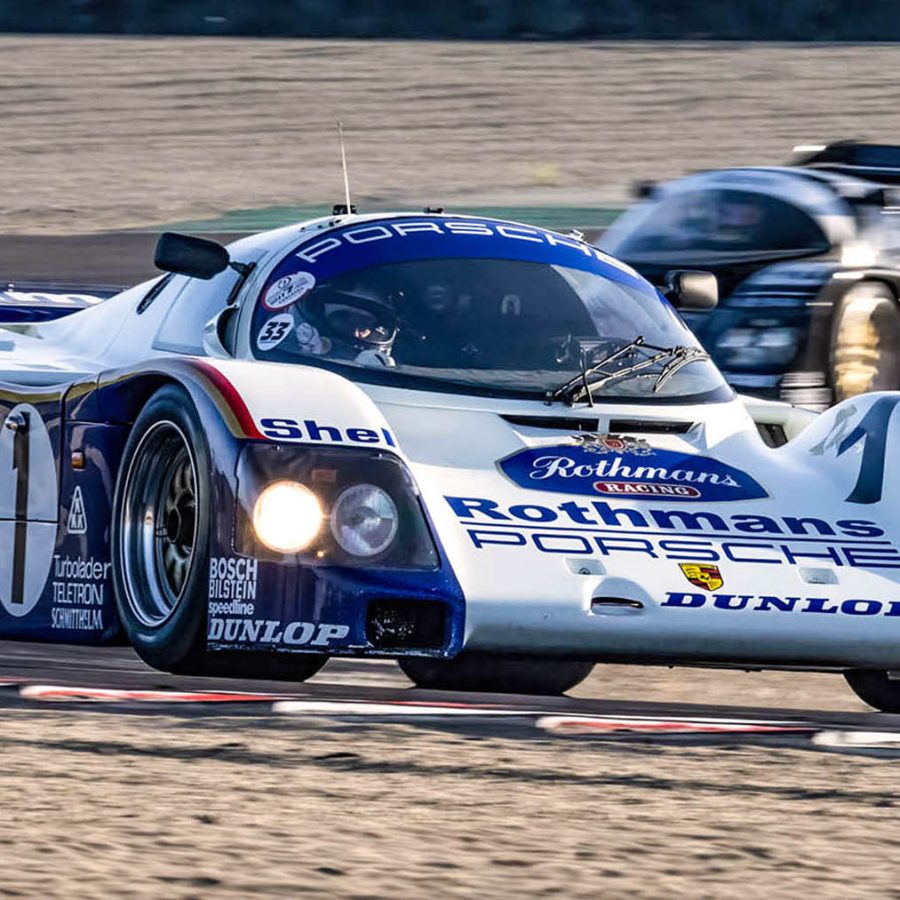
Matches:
[330,483,399,558]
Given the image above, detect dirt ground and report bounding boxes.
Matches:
[3,37,900,232]
[0,663,894,898]
[2,696,898,899]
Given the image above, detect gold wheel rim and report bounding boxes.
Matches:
[833,292,888,400]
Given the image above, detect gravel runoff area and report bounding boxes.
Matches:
[2,704,898,899]
[3,37,900,232]
[1,665,896,898]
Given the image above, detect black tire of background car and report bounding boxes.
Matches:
[843,669,900,713]
[398,653,594,695]
[829,282,900,402]
[111,384,328,681]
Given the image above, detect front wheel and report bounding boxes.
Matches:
[111,384,327,681]
[398,653,594,695]
[844,669,900,713]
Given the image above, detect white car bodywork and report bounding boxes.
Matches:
[4,213,899,672]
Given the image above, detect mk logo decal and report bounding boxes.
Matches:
[67,486,87,535]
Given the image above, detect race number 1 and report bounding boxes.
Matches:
[0,404,58,617]
[10,411,29,606]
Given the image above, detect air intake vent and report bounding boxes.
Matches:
[501,415,694,434]
[501,415,599,432]
[607,419,694,434]
[756,422,788,448]
[366,599,448,650]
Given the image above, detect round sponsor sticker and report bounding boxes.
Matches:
[257,313,295,351]
[263,272,316,310]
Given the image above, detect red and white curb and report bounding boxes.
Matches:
[537,715,811,736]
[16,685,284,703]
[5,681,900,753]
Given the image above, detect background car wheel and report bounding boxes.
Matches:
[830,282,900,402]
[112,384,327,681]
[398,653,594,695]
[844,669,900,713]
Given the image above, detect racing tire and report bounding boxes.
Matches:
[111,384,327,681]
[844,669,900,713]
[830,282,900,402]
[398,653,594,695]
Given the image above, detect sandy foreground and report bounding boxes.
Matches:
[1,701,897,899]
[1,664,898,898]
[2,37,900,231]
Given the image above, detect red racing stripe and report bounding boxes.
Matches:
[192,360,264,439]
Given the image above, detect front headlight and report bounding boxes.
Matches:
[252,481,322,553]
[236,445,438,569]
[331,483,399,557]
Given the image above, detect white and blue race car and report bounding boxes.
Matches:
[2,210,900,708]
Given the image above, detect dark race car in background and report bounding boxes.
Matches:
[600,142,900,410]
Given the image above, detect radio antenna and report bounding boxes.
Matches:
[337,121,353,215]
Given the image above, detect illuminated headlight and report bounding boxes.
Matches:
[841,241,876,268]
[252,481,322,553]
[330,483,399,558]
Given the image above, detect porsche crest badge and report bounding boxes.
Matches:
[679,563,724,592]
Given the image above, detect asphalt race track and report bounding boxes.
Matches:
[0,637,898,738]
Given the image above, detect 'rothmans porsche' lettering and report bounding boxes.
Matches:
[259,418,396,446]
[446,497,898,569]
[445,496,884,538]
[662,592,900,617]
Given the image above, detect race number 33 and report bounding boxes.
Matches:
[0,404,57,616]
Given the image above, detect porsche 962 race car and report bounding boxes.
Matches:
[4,210,900,709]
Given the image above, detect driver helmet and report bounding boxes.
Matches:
[294,284,399,366]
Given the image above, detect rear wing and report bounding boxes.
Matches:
[790,141,900,185]
[0,281,122,324]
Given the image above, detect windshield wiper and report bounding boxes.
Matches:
[550,337,647,406]
[549,337,709,405]
[651,346,710,392]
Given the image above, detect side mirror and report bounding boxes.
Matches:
[663,269,718,310]
[154,232,230,280]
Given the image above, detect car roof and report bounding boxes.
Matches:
[222,210,591,268]
[656,166,873,218]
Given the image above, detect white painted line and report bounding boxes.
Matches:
[813,730,900,748]
[273,700,528,717]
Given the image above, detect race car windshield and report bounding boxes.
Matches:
[603,189,831,264]
[252,256,730,401]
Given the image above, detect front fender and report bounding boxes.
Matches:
[197,358,400,451]
[786,391,900,509]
